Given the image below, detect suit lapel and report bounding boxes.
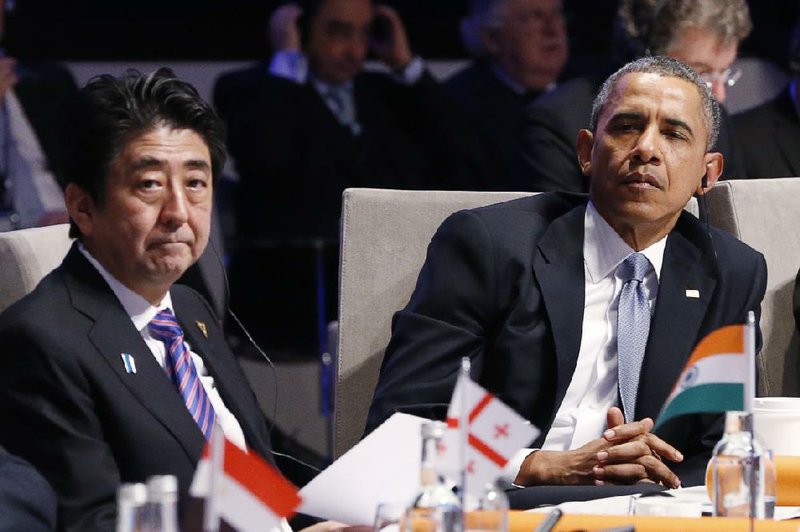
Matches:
[64,247,205,461]
[174,292,271,460]
[637,214,717,420]
[533,205,587,410]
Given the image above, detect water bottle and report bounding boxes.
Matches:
[116,483,148,532]
[711,411,771,518]
[144,475,179,532]
[407,420,462,532]
[464,481,508,532]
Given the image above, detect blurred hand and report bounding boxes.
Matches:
[514,407,683,488]
[269,4,303,52]
[0,57,18,103]
[371,5,412,70]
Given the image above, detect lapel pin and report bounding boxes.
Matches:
[685,289,700,299]
[120,353,137,374]
[196,321,208,338]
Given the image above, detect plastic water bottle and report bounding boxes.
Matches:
[144,475,179,532]
[408,420,462,531]
[464,482,509,532]
[711,411,771,518]
[116,483,148,532]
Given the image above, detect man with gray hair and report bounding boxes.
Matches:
[367,56,766,489]
[445,0,568,189]
[513,0,751,193]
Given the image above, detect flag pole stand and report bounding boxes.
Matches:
[204,428,224,532]
[746,311,756,532]
[458,357,470,516]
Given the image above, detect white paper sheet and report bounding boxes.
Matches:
[298,413,425,525]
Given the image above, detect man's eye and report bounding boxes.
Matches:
[139,179,160,189]
[187,177,209,190]
[664,130,687,140]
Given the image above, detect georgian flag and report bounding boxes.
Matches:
[655,322,755,430]
[190,430,301,532]
[439,374,539,496]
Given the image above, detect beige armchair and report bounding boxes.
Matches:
[0,224,73,313]
[706,178,800,396]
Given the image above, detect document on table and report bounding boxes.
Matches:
[298,413,424,525]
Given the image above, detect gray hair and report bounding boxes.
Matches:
[589,56,721,149]
[460,0,508,56]
[619,0,752,55]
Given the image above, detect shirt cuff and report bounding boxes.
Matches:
[268,49,308,84]
[390,56,425,85]
[503,447,537,484]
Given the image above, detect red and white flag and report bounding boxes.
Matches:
[190,430,301,532]
[439,374,539,496]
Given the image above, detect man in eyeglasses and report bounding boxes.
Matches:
[511,0,751,193]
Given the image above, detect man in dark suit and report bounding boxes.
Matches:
[0,446,57,531]
[215,0,477,350]
[0,70,275,530]
[444,0,568,190]
[512,0,751,193]
[732,20,800,179]
[367,56,766,489]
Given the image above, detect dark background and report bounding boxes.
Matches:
[7,0,800,70]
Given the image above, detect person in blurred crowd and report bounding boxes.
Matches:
[0,69,276,530]
[0,0,78,230]
[512,0,751,193]
[214,0,478,352]
[445,0,568,190]
[733,17,800,178]
[367,56,766,489]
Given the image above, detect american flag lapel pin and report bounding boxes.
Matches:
[196,321,208,338]
[120,353,137,374]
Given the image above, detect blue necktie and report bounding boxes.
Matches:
[149,309,216,439]
[617,253,652,423]
[323,85,361,135]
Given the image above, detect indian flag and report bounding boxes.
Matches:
[655,318,755,430]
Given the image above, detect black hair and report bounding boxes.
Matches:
[62,68,226,239]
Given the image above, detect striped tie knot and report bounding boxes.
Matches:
[148,308,216,439]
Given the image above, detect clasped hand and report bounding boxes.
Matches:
[516,407,683,488]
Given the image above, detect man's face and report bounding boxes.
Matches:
[307,0,372,85]
[482,0,568,90]
[69,126,213,304]
[667,26,738,103]
[577,72,721,245]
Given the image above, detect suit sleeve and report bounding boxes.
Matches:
[365,209,498,433]
[0,323,119,532]
[0,446,58,532]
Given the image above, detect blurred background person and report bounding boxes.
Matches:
[0,0,78,231]
[733,16,800,178]
[213,0,477,355]
[445,0,568,190]
[512,0,751,193]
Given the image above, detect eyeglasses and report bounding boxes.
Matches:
[697,68,742,89]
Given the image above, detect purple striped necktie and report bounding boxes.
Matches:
[149,308,216,439]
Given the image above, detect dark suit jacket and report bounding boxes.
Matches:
[0,446,57,532]
[732,87,800,178]
[14,61,80,183]
[512,76,746,193]
[0,245,274,531]
[214,63,477,241]
[444,60,540,191]
[367,193,767,486]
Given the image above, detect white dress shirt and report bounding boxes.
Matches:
[79,245,248,452]
[504,201,666,478]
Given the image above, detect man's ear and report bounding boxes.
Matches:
[698,152,723,194]
[64,183,95,238]
[576,129,594,177]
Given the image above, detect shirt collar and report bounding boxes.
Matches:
[583,201,666,283]
[78,243,173,332]
[309,74,354,98]
[489,61,556,96]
